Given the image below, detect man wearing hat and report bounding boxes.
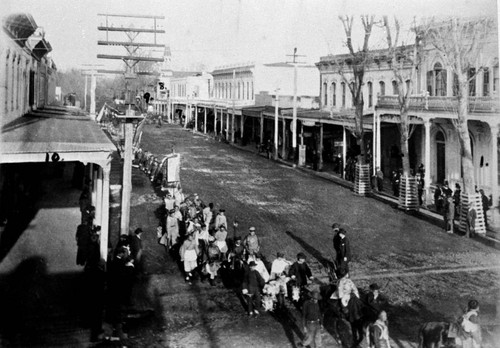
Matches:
[366,283,387,322]
[334,228,351,278]
[243,226,260,256]
[331,223,341,261]
[300,289,323,348]
[242,261,265,316]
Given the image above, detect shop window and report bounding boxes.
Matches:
[341,82,346,107]
[483,68,490,96]
[468,68,476,96]
[332,82,336,107]
[323,82,328,106]
[379,81,385,96]
[367,81,373,107]
[392,80,398,95]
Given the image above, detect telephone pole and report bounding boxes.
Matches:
[97,14,164,235]
[286,48,305,166]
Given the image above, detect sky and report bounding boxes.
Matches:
[4,0,499,72]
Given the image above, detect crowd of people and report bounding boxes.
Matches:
[75,165,484,346]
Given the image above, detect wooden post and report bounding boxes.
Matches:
[424,118,432,204]
[318,123,324,171]
[120,119,134,235]
[100,166,110,261]
[204,107,207,134]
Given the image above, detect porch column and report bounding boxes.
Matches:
[376,113,381,170]
[0,49,8,114]
[194,104,198,133]
[204,107,207,134]
[282,117,286,159]
[318,122,324,171]
[13,55,19,115]
[220,110,224,135]
[213,107,217,135]
[120,121,134,235]
[260,114,264,144]
[342,126,347,179]
[100,165,110,262]
[95,167,103,228]
[240,114,244,140]
[489,122,499,226]
[226,113,229,139]
[231,112,235,143]
[6,51,13,113]
[373,110,377,173]
[91,164,97,207]
[424,118,432,204]
[252,117,255,141]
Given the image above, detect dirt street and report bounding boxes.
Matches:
[123,124,500,348]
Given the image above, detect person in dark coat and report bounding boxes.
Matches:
[288,252,313,289]
[129,228,144,274]
[76,219,92,266]
[84,229,106,342]
[480,189,490,228]
[434,185,443,213]
[334,228,351,278]
[242,261,265,316]
[365,283,388,322]
[301,290,323,348]
[107,246,135,340]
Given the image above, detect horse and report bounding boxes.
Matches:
[418,321,460,348]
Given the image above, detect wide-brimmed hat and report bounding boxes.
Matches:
[332,223,340,230]
[249,226,256,231]
[248,261,257,267]
[369,283,380,291]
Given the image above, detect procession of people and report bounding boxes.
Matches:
[74,169,484,347]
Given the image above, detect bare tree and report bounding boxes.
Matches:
[337,15,375,164]
[427,17,494,193]
[383,17,426,176]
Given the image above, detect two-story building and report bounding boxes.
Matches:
[316,29,499,226]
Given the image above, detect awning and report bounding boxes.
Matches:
[1,106,117,164]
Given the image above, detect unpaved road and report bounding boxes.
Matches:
[126,124,500,348]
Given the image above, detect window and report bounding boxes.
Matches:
[483,68,490,96]
[238,82,241,99]
[468,68,476,96]
[247,82,250,100]
[426,63,447,96]
[435,63,447,96]
[392,80,398,95]
[341,82,346,107]
[323,82,328,106]
[452,73,459,96]
[494,67,499,94]
[229,83,232,99]
[379,81,385,96]
[367,81,373,107]
[332,82,336,107]
[405,79,411,95]
[251,82,254,99]
[242,82,245,100]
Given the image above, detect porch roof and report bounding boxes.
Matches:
[1,106,116,164]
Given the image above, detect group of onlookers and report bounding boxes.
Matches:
[76,183,145,342]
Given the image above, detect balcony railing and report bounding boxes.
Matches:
[377,95,500,114]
